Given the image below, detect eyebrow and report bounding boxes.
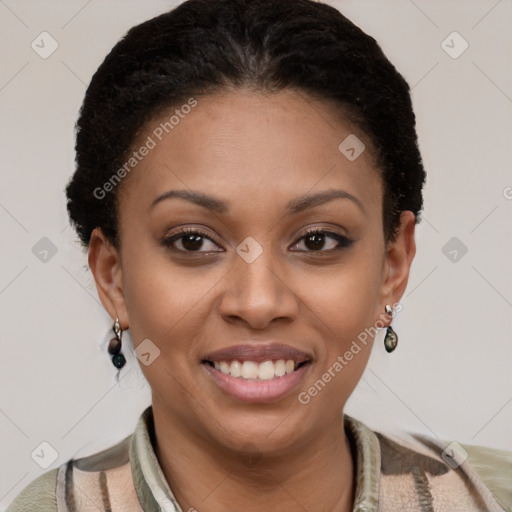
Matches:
[150,189,228,213]
[150,188,365,215]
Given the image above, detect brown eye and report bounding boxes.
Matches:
[161,229,223,253]
[291,229,353,252]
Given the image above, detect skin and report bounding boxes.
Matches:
[89,88,416,512]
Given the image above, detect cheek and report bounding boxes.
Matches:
[297,249,383,403]
[306,254,383,341]
[299,272,378,413]
[120,243,220,354]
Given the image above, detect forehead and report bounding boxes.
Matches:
[118,89,382,217]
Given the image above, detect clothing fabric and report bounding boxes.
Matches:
[7,405,512,511]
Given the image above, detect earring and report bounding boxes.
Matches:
[108,318,126,369]
[384,305,398,353]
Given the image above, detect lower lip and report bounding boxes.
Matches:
[202,362,311,404]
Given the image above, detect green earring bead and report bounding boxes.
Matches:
[111,352,127,369]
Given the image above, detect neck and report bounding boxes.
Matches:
[151,404,356,512]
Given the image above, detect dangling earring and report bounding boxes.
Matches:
[384,304,398,353]
[108,318,126,369]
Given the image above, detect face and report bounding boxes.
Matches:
[89,88,416,456]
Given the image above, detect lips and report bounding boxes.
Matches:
[202,342,313,364]
[201,342,313,402]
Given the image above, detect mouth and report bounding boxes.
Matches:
[201,343,313,403]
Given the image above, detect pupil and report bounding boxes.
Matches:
[183,234,203,251]
[305,233,324,251]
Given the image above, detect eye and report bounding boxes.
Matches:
[290,228,353,252]
[161,228,223,253]
[161,227,353,254]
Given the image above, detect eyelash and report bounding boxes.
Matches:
[161,227,353,254]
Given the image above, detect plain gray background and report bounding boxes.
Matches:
[1,0,511,508]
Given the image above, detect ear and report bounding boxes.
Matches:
[88,227,129,329]
[379,211,417,319]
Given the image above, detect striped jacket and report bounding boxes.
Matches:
[6,406,512,511]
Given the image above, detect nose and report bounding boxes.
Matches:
[218,246,299,330]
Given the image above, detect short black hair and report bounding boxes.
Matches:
[66,0,426,249]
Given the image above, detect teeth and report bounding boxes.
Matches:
[241,361,259,379]
[274,359,286,377]
[230,360,242,378]
[211,359,301,380]
[258,360,275,380]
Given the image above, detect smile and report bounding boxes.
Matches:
[201,342,313,403]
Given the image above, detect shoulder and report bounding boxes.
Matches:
[375,426,512,512]
[6,434,134,512]
[5,468,59,512]
[459,441,512,512]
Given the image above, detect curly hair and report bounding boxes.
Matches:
[65,0,426,250]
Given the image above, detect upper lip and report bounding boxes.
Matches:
[203,343,313,364]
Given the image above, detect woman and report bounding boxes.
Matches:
[7,0,511,510]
